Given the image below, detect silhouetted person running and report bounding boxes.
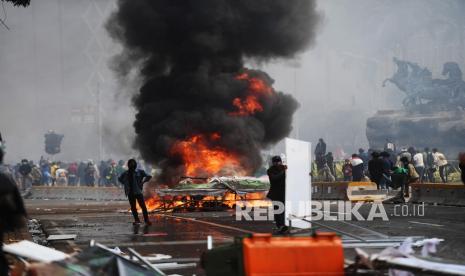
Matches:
[0,148,27,275]
[118,159,151,225]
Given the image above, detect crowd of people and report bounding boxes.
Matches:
[314,138,460,186]
[1,138,462,195]
[1,157,153,192]
[0,147,156,274]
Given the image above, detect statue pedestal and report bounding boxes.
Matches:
[366,109,465,156]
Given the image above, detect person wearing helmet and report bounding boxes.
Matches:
[267,156,288,234]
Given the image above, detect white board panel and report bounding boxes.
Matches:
[285,138,312,229]
[3,240,69,262]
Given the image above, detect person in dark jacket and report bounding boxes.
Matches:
[77,161,86,185]
[98,161,108,187]
[314,138,326,159]
[118,159,152,225]
[326,152,335,178]
[18,159,32,176]
[350,154,364,181]
[267,156,288,234]
[424,147,435,183]
[459,152,465,185]
[0,148,27,275]
[368,152,385,189]
[18,159,32,191]
[380,151,393,188]
[84,161,97,186]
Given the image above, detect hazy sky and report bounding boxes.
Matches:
[1,0,464,163]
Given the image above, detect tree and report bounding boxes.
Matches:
[3,0,30,7]
[1,0,29,29]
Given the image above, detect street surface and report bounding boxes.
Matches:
[24,199,465,275]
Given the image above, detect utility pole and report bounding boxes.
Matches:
[58,0,64,96]
[96,81,103,162]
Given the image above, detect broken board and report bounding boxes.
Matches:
[47,234,77,241]
[347,182,388,202]
[3,240,69,262]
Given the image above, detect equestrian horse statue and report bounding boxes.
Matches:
[383,57,465,109]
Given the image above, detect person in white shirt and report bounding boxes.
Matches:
[413,150,425,183]
[351,154,364,181]
[432,148,448,183]
[55,167,68,186]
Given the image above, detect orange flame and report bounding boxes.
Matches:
[171,133,247,177]
[231,96,264,116]
[141,194,192,212]
[231,72,273,116]
[144,196,164,210]
[223,191,272,208]
[141,191,271,212]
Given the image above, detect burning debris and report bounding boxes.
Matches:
[107,1,321,185]
[141,176,271,212]
[170,133,246,177]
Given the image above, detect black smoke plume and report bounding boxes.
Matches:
[107,0,321,184]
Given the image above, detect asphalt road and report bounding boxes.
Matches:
[24,199,465,275]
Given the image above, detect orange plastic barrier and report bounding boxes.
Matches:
[242,233,344,276]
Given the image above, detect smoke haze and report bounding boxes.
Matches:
[1,0,465,164]
[106,0,321,183]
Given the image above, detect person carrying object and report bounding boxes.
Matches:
[267,156,288,234]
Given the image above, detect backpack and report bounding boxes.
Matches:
[407,164,419,181]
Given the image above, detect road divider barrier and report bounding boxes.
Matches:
[346,182,387,202]
[314,182,349,200]
[27,186,126,201]
[312,182,388,202]
[410,183,465,206]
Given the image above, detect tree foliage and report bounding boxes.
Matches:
[4,0,30,7]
